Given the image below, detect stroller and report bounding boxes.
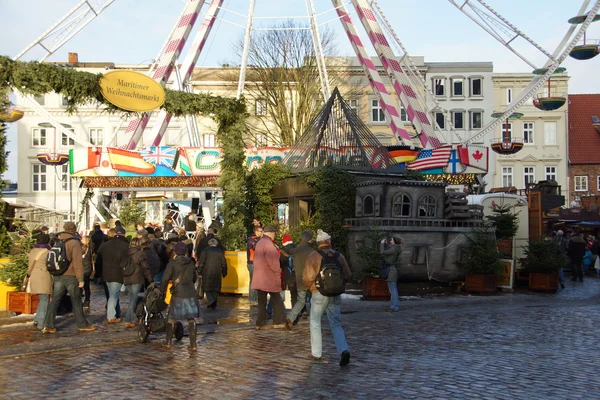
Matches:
[136,282,184,343]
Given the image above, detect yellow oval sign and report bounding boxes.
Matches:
[99,70,166,112]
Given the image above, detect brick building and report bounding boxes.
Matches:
[568,94,600,206]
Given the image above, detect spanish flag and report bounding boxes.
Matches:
[107,147,156,175]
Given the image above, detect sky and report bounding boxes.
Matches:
[1,0,599,182]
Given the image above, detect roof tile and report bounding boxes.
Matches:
[569,94,600,164]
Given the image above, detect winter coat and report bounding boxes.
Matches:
[380,242,402,282]
[197,246,228,292]
[144,246,161,278]
[96,235,129,283]
[584,250,593,267]
[195,234,224,258]
[568,235,587,260]
[123,246,154,285]
[303,245,352,294]
[185,217,196,232]
[91,230,106,254]
[27,247,52,294]
[82,244,93,276]
[251,236,282,293]
[57,232,84,282]
[160,255,197,299]
[284,241,314,291]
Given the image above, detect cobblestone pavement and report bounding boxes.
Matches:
[1,278,600,399]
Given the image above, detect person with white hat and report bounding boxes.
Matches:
[303,229,352,366]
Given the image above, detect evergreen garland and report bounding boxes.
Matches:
[245,163,291,230]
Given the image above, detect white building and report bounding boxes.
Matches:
[490,73,569,200]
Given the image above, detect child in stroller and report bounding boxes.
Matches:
[136,282,184,343]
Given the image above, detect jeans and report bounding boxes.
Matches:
[44,275,90,329]
[387,280,399,311]
[309,292,349,358]
[34,294,50,328]
[247,263,257,303]
[83,272,91,303]
[287,290,308,322]
[558,268,565,286]
[267,291,285,314]
[257,290,283,326]
[124,283,142,323]
[106,281,123,320]
[571,258,584,281]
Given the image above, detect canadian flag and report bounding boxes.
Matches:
[457,145,488,172]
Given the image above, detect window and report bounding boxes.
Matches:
[32,128,47,147]
[433,78,445,97]
[545,166,556,181]
[418,195,437,218]
[592,116,600,124]
[203,134,215,147]
[371,99,385,123]
[33,94,45,105]
[451,78,464,97]
[523,122,534,144]
[32,164,47,192]
[544,121,557,145]
[506,88,513,104]
[256,134,267,147]
[400,106,408,122]
[502,166,513,187]
[435,112,445,130]
[348,99,358,113]
[89,128,103,146]
[523,167,535,186]
[61,164,72,192]
[575,176,588,192]
[363,195,374,216]
[452,111,464,129]
[470,111,482,130]
[392,193,411,217]
[501,123,512,140]
[61,129,75,147]
[597,176,600,191]
[412,246,427,265]
[255,99,267,116]
[470,77,482,96]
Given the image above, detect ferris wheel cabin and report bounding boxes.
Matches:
[568,13,600,59]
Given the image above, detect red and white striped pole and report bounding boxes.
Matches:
[147,0,224,147]
[123,0,205,150]
[350,0,438,149]
[331,0,415,148]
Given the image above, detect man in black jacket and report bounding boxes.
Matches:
[568,231,587,282]
[195,228,224,257]
[197,239,228,309]
[96,229,129,323]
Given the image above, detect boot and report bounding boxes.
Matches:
[163,322,174,349]
[188,321,197,351]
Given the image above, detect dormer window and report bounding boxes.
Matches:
[593,116,600,134]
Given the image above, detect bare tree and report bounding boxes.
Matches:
[225,20,351,146]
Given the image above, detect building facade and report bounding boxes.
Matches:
[567,94,600,205]
[490,73,569,201]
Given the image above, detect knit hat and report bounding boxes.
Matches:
[115,226,126,235]
[557,230,564,236]
[316,229,331,243]
[282,234,293,246]
[264,225,276,233]
[174,241,188,256]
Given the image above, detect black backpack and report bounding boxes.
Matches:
[121,255,137,277]
[46,237,78,276]
[315,250,345,297]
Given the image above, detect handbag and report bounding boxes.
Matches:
[196,275,204,299]
[594,255,600,270]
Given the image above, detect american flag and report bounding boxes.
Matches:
[139,146,177,168]
[407,145,452,171]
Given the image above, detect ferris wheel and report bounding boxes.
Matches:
[11,0,600,159]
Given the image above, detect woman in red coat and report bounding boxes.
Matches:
[251,226,284,329]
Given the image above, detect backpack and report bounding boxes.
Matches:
[315,250,345,297]
[121,255,137,277]
[46,237,78,276]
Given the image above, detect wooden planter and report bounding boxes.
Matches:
[362,277,391,300]
[7,291,40,314]
[528,272,559,293]
[465,274,498,293]
[497,239,513,258]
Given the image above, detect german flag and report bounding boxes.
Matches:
[387,145,420,163]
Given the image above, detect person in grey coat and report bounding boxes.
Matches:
[284,230,314,330]
[197,239,228,309]
[380,236,403,312]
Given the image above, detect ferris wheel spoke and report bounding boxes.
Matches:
[14,0,117,61]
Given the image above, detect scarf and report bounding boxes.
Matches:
[34,244,51,250]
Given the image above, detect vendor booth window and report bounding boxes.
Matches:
[363,195,374,216]
[418,195,436,218]
[392,193,411,217]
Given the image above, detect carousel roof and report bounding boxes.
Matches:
[282,87,397,172]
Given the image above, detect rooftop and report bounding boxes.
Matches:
[568,94,600,164]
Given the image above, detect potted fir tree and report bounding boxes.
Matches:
[0,227,38,314]
[356,228,389,300]
[460,227,503,293]
[520,240,567,292]
[487,204,519,258]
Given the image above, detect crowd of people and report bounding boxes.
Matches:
[551,229,600,287]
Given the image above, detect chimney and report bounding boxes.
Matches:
[68,52,79,64]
